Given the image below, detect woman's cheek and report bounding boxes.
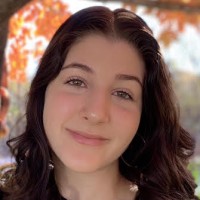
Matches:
[111,103,141,134]
[51,91,85,118]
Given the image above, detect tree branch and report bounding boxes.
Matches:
[0,0,31,24]
[92,0,200,13]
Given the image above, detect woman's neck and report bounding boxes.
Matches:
[54,160,136,200]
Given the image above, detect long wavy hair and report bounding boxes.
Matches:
[0,6,198,200]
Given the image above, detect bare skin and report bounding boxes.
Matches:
[54,155,138,200]
[43,34,144,200]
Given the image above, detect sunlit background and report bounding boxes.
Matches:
[0,0,199,196]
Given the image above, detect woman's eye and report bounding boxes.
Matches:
[66,78,86,88]
[113,90,133,101]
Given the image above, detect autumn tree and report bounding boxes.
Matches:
[0,0,70,138]
[0,0,31,78]
[8,0,71,82]
[0,0,31,138]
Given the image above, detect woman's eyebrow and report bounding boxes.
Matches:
[62,62,94,74]
[62,62,142,87]
[115,74,143,87]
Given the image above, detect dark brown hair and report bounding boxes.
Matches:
[0,6,198,200]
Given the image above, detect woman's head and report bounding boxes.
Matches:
[26,6,170,171]
[6,6,197,200]
[42,33,145,173]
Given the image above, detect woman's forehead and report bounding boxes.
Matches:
[63,34,145,78]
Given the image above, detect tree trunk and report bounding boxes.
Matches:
[0,20,9,82]
[0,0,31,24]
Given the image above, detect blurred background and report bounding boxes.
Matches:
[0,0,199,196]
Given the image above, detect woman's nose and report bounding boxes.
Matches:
[80,90,111,124]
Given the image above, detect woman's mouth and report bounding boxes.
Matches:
[66,128,109,146]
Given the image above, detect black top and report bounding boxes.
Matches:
[0,190,3,200]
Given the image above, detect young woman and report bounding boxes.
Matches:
[0,6,198,200]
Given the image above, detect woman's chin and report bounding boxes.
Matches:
[63,159,106,173]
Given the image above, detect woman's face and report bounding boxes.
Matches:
[43,34,145,173]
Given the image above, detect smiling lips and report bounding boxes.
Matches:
[66,128,109,146]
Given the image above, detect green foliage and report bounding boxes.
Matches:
[189,161,200,198]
